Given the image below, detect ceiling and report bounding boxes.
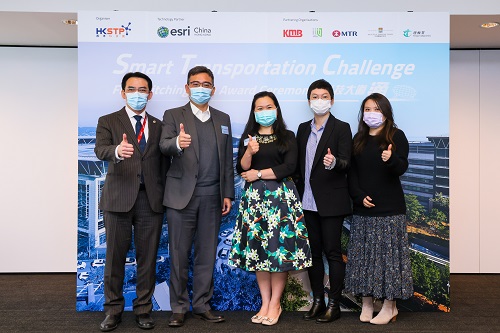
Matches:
[0,12,499,49]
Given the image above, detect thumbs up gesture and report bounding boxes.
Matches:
[118,133,134,158]
[381,144,392,162]
[323,147,335,168]
[246,134,259,155]
[178,123,191,149]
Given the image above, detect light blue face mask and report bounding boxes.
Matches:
[189,87,212,105]
[126,92,149,111]
[255,109,277,127]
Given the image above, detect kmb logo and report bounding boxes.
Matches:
[283,29,303,37]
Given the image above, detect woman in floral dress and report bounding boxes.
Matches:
[229,91,312,326]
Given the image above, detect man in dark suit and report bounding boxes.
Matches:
[159,66,234,327]
[94,72,167,332]
[296,79,352,324]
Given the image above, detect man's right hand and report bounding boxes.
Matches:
[178,123,192,149]
[118,133,134,158]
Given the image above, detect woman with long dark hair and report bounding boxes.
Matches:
[345,93,413,325]
[229,91,312,326]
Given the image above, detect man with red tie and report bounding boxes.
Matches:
[94,72,168,332]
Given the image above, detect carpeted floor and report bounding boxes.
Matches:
[0,273,498,332]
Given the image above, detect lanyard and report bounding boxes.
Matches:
[137,114,147,143]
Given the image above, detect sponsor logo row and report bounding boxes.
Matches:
[93,23,433,40]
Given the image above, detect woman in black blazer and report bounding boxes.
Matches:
[295,79,352,323]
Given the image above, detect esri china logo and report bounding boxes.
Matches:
[157,26,169,38]
[96,22,132,38]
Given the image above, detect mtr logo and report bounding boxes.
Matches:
[96,22,132,38]
[283,29,303,37]
[332,30,358,38]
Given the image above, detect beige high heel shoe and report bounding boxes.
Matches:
[262,307,282,326]
[359,297,374,323]
[251,314,264,324]
[370,299,398,325]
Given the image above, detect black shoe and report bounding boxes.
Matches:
[316,299,341,323]
[303,297,326,320]
[100,314,122,332]
[136,313,155,330]
[169,313,185,327]
[193,310,225,323]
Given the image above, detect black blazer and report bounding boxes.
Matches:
[296,114,352,217]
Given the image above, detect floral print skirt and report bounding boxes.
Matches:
[345,214,414,300]
[229,178,312,272]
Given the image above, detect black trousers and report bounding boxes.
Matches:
[304,210,345,300]
[103,189,163,315]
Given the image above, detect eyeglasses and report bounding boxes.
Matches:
[189,81,214,89]
[125,87,150,94]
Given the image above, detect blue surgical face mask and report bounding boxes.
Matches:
[126,92,149,111]
[255,109,277,127]
[363,111,385,128]
[189,87,212,105]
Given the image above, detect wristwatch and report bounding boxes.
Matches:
[257,170,262,179]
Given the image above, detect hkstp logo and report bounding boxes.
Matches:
[283,29,302,37]
[96,22,132,38]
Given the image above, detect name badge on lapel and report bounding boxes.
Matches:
[221,125,229,135]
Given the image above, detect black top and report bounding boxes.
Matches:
[348,128,409,216]
[236,130,297,180]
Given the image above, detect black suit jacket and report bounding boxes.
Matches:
[94,107,168,213]
[296,114,352,217]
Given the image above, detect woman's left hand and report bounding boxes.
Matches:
[241,169,259,182]
[381,144,392,162]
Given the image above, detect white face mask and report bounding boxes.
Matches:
[310,99,331,115]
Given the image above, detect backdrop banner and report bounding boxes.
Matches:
[77,11,450,312]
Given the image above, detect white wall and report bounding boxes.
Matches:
[0,47,77,272]
[450,51,480,272]
[450,50,500,273]
[478,50,500,273]
[0,47,498,273]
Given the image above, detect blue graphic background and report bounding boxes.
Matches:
[78,35,450,312]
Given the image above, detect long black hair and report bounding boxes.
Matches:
[353,93,398,155]
[240,91,289,153]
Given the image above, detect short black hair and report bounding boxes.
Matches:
[121,72,153,91]
[187,66,214,84]
[307,79,334,100]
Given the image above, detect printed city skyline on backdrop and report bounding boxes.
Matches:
[77,125,450,313]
